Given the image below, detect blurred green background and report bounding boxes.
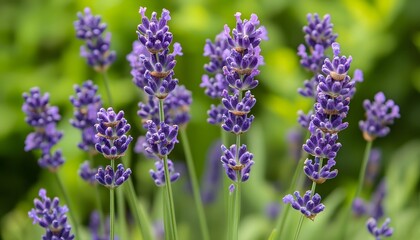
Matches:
[1,0,420,239]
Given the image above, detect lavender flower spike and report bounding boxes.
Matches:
[359,92,400,141]
[220,144,254,182]
[149,159,180,186]
[283,190,325,221]
[96,164,132,189]
[222,90,256,116]
[22,87,61,127]
[28,189,75,240]
[79,161,98,185]
[95,107,133,160]
[144,120,179,158]
[38,150,65,172]
[303,157,338,184]
[366,218,393,240]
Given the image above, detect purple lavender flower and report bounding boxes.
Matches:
[70,80,102,152]
[22,87,61,127]
[136,7,182,99]
[298,76,319,99]
[303,14,337,49]
[127,41,149,90]
[89,211,112,240]
[207,104,228,125]
[24,124,63,155]
[366,218,393,240]
[223,12,268,52]
[352,180,387,220]
[95,107,133,160]
[286,128,305,161]
[201,140,222,204]
[38,150,65,172]
[28,189,75,240]
[303,157,338,184]
[96,164,132,189]
[223,61,260,91]
[222,90,256,116]
[265,202,281,220]
[79,161,98,185]
[297,110,313,129]
[203,32,230,74]
[359,92,400,141]
[149,159,180,186]
[74,8,116,72]
[144,120,179,158]
[220,144,254,182]
[200,73,230,99]
[283,190,325,220]
[222,112,254,135]
[303,129,341,159]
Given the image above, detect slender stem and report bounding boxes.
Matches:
[125,178,154,240]
[117,186,128,240]
[110,159,115,240]
[273,131,310,240]
[54,173,81,239]
[227,187,234,240]
[101,71,113,106]
[180,128,210,240]
[355,140,373,198]
[163,156,178,239]
[232,178,241,240]
[293,215,305,240]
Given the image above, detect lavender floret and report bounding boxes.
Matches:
[222,90,256,116]
[366,218,393,240]
[149,159,180,186]
[200,73,230,99]
[220,144,254,182]
[303,14,337,49]
[96,164,132,189]
[303,157,338,184]
[222,112,254,135]
[359,92,400,141]
[283,190,325,220]
[38,150,65,172]
[207,104,228,125]
[28,189,75,240]
[144,120,179,158]
[79,161,98,185]
[303,129,342,159]
[95,107,133,160]
[22,87,61,127]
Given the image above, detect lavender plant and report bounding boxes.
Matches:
[28,189,75,240]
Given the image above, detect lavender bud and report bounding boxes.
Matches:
[149,159,180,186]
[283,190,325,220]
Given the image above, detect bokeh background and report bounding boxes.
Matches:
[1,0,420,239]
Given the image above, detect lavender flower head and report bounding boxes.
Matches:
[207,104,228,125]
[144,120,179,158]
[303,157,338,184]
[366,218,393,240]
[220,144,254,182]
[127,41,150,90]
[38,150,65,172]
[359,92,400,141]
[96,164,132,189]
[74,8,116,72]
[136,7,182,99]
[352,180,387,220]
[22,87,61,127]
[283,190,325,221]
[95,107,133,160]
[149,159,180,186]
[79,161,98,185]
[28,189,74,240]
[70,80,102,152]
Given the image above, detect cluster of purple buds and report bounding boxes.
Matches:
[220,144,254,182]
[144,120,179,158]
[95,164,132,189]
[22,87,64,171]
[74,8,116,72]
[28,189,75,240]
[283,190,325,221]
[95,107,133,160]
[359,92,400,141]
[149,159,180,186]
[135,7,182,99]
[366,218,393,240]
[352,181,386,220]
[137,85,192,127]
[79,161,98,185]
[70,80,102,152]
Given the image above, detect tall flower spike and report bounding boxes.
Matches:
[70,80,102,152]
[144,120,179,158]
[95,107,133,160]
[149,159,180,186]
[28,189,75,240]
[96,164,132,189]
[303,13,337,49]
[359,92,400,141]
[283,190,325,221]
[366,218,393,240]
[220,144,254,182]
[74,8,116,72]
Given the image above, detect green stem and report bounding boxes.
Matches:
[293,215,305,240]
[232,179,241,240]
[125,178,154,240]
[180,128,210,240]
[273,131,310,240]
[117,186,128,240]
[101,71,113,106]
[110,160,115,240]
[355,140,373,199]
[54,173,81,239]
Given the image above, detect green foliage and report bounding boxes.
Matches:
[1,0,420,239]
